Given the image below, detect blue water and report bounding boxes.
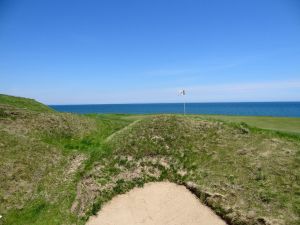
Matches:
[49,102,300,117]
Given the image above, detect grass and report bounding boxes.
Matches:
[192,114,300,135]
[0,95,299,225]
[0,94,53,112]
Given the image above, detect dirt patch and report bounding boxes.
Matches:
[105,120,141,142]
[65,153,87,177]
[71,177,101,217]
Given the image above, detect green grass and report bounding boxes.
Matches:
[0,94,53,112]
[110,113,300,135]
[192,114,300,135]
[1,95,299,225]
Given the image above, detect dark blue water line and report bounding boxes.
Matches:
[49,102,300,117]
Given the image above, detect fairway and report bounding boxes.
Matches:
[192,115,300,135]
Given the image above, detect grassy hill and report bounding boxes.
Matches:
[0,95,98,225]
[0,94,53,112]
[0,95,299,225]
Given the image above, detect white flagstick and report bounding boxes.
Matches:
[179,89,186,115]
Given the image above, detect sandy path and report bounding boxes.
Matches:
[87,182,227,225]
[105,120,140,142]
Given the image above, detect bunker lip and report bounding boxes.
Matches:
[86,182,227,225]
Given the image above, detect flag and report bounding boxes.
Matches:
[179,89,186,96]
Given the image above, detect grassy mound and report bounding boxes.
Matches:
[0,95,98,225]
[0,95,299,225]
[74,115,300,225]
[0,94,53,112]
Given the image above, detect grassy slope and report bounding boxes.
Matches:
[0,94,53,112]
[0,96,135,225]
[0,95,299,225]
[76,115,300,225]
[193,114,300,135]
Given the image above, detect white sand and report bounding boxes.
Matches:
[87,182,227,225]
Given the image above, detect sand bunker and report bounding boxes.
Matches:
[87,182,227,225]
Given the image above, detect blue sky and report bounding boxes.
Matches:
[0,0,300,104]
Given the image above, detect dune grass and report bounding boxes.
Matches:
[0,95,299,225]
[0,106,135,225]
[0,94,53,112]
[77,115,299,225]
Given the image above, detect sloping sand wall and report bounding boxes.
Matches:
[87,182,227,225]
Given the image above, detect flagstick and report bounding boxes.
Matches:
[179,89,186,116]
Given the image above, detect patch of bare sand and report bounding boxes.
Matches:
[87,182,227,225]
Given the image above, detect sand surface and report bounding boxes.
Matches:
[87,182,227,225]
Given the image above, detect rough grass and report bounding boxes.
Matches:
[75,115,299,225]
[1,95,299,225]
[0,96,100,225]
[0,94,53,112]
[0,99,134,224]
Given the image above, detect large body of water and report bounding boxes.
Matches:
[50,102,300,117]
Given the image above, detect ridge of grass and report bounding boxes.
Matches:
[0,94,54,112]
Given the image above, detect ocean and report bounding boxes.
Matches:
[49,102,300,117]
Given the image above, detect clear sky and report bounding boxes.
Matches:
[0,0,300,104]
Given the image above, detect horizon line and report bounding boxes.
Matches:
[48,100,300,106]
